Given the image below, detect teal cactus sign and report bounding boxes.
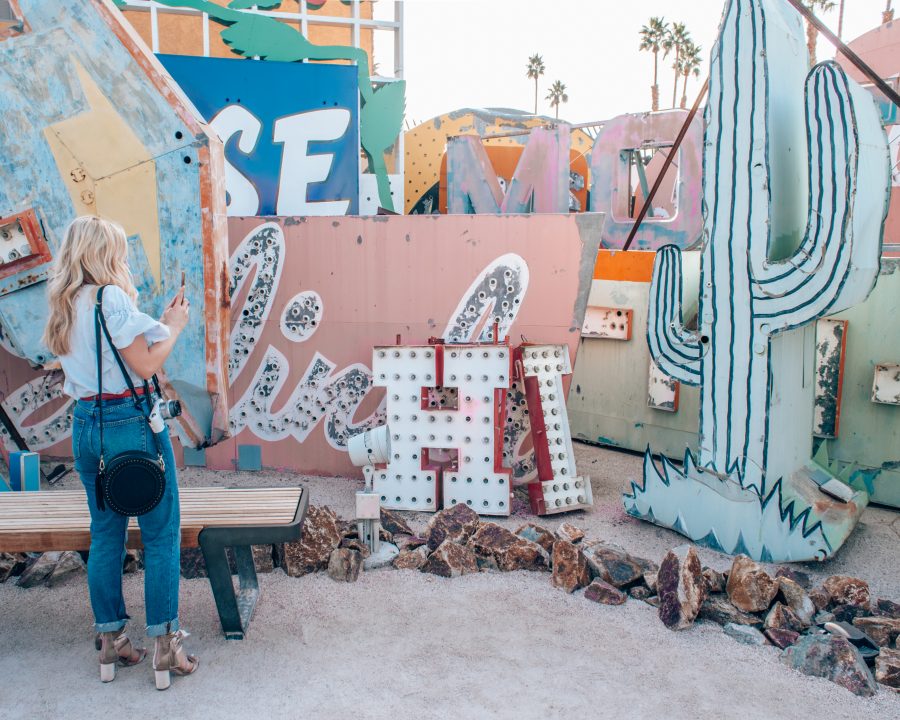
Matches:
[126,0,404,212]
[624,0,891,562]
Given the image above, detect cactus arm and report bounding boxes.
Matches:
[647,245,702,386]
[751,63,888,332]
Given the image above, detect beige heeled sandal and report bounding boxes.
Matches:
[152,629,199,690]
[98,628,147,682]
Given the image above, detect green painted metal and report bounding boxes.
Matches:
[146,0,405,212]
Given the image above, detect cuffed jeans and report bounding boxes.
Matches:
[73,397,181,637]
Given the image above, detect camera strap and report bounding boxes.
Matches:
[94,286,166,509]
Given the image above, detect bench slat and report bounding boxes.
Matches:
[0,487,304,552]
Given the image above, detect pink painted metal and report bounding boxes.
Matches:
[206,213,602,477]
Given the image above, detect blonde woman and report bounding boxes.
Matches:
[43,216,198,689]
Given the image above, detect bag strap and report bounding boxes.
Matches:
[94,287,165,479]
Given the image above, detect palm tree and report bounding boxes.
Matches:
[885,1,895,24]
[666,22,691,108]
[837,0,845,38]
[546,80,568,119]
[677,41,703,109]
[802,0,836,66]
[639,17,670,111]
[526,54,545,115]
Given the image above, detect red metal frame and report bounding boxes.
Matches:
[0,209,53,280]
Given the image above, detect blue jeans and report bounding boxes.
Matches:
[73,397,181,637]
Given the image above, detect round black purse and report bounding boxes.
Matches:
[93,286,166,516]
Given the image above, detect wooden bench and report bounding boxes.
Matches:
[0,487,308,640]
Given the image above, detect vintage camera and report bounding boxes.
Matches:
[157,398,182,420]
[148,397,182,434]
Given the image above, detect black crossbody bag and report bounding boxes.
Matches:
[93,285,166,516]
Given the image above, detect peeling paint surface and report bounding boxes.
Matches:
[813,319,847,437]
[0,0,230,443]
[203,214,602,476]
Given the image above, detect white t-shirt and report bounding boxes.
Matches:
[59,285,171,400]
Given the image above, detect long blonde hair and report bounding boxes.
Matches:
[43,216,138,357]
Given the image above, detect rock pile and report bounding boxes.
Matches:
[5,505,898,699]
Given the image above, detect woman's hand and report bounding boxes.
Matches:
[161,288,190,335]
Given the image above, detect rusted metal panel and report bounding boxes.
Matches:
[647,359,679,413]
[872,363,900,405]
[813,318,848,438]
[0,0,229,444]
[581,306,633,340]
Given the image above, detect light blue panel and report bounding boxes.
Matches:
[9,451,40,491]
[0,1,220,439]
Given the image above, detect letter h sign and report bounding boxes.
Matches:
[372,343,512,514]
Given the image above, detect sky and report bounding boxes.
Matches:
[399,0,892,126]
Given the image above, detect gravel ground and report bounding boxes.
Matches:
[1,442,898,719]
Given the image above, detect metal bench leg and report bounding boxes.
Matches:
[199,537,258,640]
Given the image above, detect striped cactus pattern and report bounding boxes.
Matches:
[624,0,890,562]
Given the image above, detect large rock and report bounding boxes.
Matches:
[393,546,429,570]
[425,504,480,551]
[380,508,414,537]
[699,595,761,627]
[584,579,627,605]
[582,543,643,588]
[555,523,584,544]
[782,635,877,697]
[514,523,555,554]
[550,540,591,593]
[726,555,777,613]
[765,628,800,649]
[776,577,815,626]
[774,566,812,590]
[657,544,706,631]
[872,598,900,619]
[420,540,479,578]
[833,604,869,623]
[724,623,766,645]
[251,545,276,573]
[875,647,900,690]
[395,535,427,553]
[45,551,86,587]
[852,616,900,647]
[702,568,727,594]
[808,586,831,611]
[0,552,29,582]
[764,602,804,633]
[823,575,870,609]
[340,538,372,559]
[469,522,549,572]
[122,549,143,574]
[629,585,653,600]
[281,505,343,576]
[327,548,362,582]
[16,552,62,588]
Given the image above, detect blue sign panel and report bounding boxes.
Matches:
[159,54,359,216]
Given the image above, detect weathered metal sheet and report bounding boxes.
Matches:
[626,0,889,562]
[589,109,704,250]
[647,359,679,413]
[446,125,571,214]
[872,363,900,405]
[0,0,230,444]
[581,306,633,340]
[813,319,848,438]
[158,54,360,216]
[204,213,603,477]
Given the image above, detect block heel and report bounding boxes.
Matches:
[155,670,171,691]
[100,662,116,682]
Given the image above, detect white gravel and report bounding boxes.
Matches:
[2,442,898,719]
